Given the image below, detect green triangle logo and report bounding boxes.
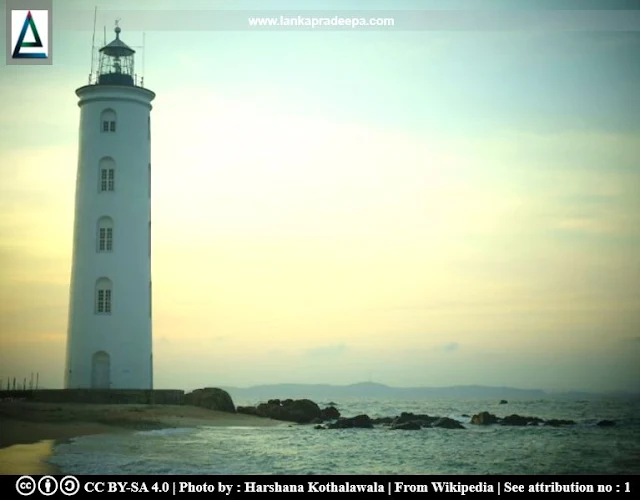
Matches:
[12,11,47,59]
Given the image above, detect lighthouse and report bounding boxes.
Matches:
[65,24,155,389]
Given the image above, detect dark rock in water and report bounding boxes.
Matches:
[236,405,258,416]
[499,400,508,404]
[184,388,235,413]
[432,417,465,429]
[314,424,325,430]
[471,411,498,425]
[461,414,470,418]
[256,399,322,424]
[327,414,373,429]
[544,419,576,427]
[500,414,544,426]
[327,402,338,406]
[597,419,616,427]
[267,399,281,406]
[371,416,394,425]
[320,406,340,420]
[391,421,422,430]
[394,412,438,427]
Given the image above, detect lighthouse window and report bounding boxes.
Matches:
[99,168,115,191]
[98,227,113,251]
[100,109,117,133]
[97,217,114,253]
[99,168,115,192]
[102,120,116,132]
[95,278,113,315]
[99,157,116,192]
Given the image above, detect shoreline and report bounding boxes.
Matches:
[0,401,281,475]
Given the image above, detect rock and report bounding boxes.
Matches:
[256,399,322,424]
[499,400,508,404]
[431,417,465,429]
[500,414,544,427]
[236,405,258,416]
[394,412,438,427]
[391,421,422,430]
[327,414,373,429]
[184,388,235,413]
[371,417,394,425]
[320,406,340,420]
[597,419,616,427]
[267,399,281,406]
[314,424,325,430]
[544,419,576,427]
[471,411,498,425]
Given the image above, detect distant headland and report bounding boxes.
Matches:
[219,382,639,401]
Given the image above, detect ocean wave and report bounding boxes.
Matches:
[47,397,640,475]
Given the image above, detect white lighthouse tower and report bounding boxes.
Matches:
[65,24,155,389]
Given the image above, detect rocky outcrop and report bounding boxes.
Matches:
[471,411,499,425]
[500,414,544,426]
[320,406,341,420]
[597,419,616,427]
[235,397,583,432]
[327,414,373,429]
[470,411,574,427]
[499,400,508,404]
[255,399,322,424]
[432,417,465,429]
[391,421,422,430]
[371,416,394,425]
[184,388,235,413]
[236,405,258,416]
[544,419,576,427]
[392,412,439,427]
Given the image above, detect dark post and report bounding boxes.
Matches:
[12,377,16,390]
[36,373,39,390]
[23,378,27,390]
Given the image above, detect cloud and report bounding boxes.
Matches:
[305,344,348,358]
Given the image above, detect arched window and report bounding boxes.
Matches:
[97,216,114,252]
[95,277,113,314]
[99,157,115,192]
[100,109,116,133]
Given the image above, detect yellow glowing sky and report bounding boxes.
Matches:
[1,0,639,392]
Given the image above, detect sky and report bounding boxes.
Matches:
[0,0,639,393]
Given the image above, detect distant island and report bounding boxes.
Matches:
[218,382,638,401]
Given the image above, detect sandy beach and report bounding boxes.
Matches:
[0,401,279,475]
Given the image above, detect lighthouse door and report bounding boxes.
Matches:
[91,351,111,389]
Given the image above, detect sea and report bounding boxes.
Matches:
[48,396,640,475]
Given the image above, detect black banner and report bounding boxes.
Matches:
[6,475,638,497]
